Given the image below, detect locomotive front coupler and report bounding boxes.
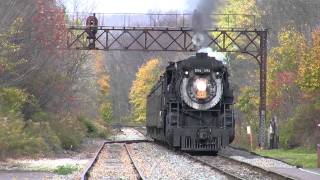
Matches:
[196,128,213,141]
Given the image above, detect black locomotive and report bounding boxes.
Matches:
[146,52,235,152]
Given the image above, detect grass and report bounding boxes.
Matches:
[255,148,317,168]
[53,165,79,175]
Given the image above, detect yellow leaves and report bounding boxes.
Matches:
[0,17,25,72]
[270,28,306,71]
[94,52,110,96]
[267,27,320,114]
[297,29,320,91]
[93,52,113,122]
[129,59,161,123]
[267,28,306,111]
[218,0,260,28]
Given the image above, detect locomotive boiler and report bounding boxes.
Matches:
[146,52,235,152]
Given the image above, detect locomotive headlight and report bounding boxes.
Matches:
[194,78,208,99]
[195,79,207,91]
[180,74,223,110]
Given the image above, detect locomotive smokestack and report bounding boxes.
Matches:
[196,52,208,59]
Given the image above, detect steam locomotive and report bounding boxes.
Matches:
[146,52,235,152]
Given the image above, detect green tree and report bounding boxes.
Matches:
[236,86,259,132]
[129,59,161,123]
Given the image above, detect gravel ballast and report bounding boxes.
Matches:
[89,143,138,180]
[196,155,273,179]
[220,146,294,169]
[127,142,228,180]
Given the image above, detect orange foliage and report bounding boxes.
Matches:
[94,53,110,95]
[33,0,67,56]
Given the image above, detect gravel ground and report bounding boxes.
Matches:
[89,143,138,180]
[111,128,146,141]
[0,138,105,180]
[0,170,73,180]
[220,146,294,169]
[0,158,88,172]
[127,142,228,180]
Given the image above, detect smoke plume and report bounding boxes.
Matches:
[192,0,223,48]
[192,0,223,31]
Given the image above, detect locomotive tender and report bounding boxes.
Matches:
[146,52,235,152]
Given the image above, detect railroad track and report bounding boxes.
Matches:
[183,153,240,179]
[133,127,147,136]
[81,140,149,180]
[136,126,293,179]
[81,127,294,179]
[186,153,294,180]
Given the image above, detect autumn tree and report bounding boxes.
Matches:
[94,52,113,123]
[0,0,109,155]
[129,59,161,123]
[218,0,260,28]
[267,27,306,117]
[266,27,320,148]
[216,0,320,149]
[298,29,320,92]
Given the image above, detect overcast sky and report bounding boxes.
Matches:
[62,0,200,13]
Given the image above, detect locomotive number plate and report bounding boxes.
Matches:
[194,68,211,74]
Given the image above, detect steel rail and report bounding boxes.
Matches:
[133,127,147,136]
[134,128,292,179]
[80,139,150,180]
[80,141,106,180]
[81,128,292,179]
[183,153,242,180]
[124,144,146,180]
[217,153,295,180]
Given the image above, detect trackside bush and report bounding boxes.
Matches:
[50,115,86,150]
[78,116,109,138]
[78,116,98,134]
[0,88,30,113]
[0,87,110,158]
[0,112,48,157]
